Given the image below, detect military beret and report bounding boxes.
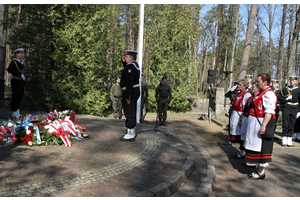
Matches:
[14,48,24,54]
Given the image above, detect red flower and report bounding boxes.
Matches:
[4,127,9,133]
[28,126,34,132]
[28,133,34,137]
[12,135,17,142]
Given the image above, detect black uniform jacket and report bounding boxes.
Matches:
[120,61,140,99]
[277,86,300,111]
[7,58,25,78]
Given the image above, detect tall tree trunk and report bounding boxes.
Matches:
[216,6,224,86]
[239,4,258,80]
[212,17,218,87]
[201,30,211,92]
[286,4,295,79]
[287,5,300,77]
[267,4,276,75]
[194,15,199,96]
[125,5,131,51]
[229,5,240,89]
[0,4,9,100]
[277,4,287,80]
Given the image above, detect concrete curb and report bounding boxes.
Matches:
[135,124,215,197]
[135,125,195,197]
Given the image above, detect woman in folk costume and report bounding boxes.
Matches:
[245,73,277,180]
[229,79,251,158]
[239,83,260,166]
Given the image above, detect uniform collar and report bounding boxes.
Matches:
[13,58,24,65]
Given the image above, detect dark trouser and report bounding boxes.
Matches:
[158,97,169,121]
[122,88,140,129]
[11,78,25,111]
[275,106,280,130]
[282,105,298,137]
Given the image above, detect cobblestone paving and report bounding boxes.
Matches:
[0,133,161,197]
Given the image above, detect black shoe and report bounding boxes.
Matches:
[119,136,135,141]
[281,144,288,147]
[158,121,162,126]
[234,153,245,159]
[162,121,167,126]
[248,171,265,180]
[288,144,295,147]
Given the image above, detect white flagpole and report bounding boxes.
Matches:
[136,4,144,123]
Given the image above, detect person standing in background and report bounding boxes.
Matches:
[140,73,148,123]
[277,76,300,147]
[155,76,172,126]
[110,77,123,119]
[7,48,26,118]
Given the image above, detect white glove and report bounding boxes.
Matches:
[297,112,300,118]
[230,85,237,92]
[286,95,292,101]
[21,74,25,80]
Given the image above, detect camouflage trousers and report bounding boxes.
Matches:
[158,98,169,121]
[112,99,122,119]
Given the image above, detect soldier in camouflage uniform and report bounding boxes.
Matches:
[155,77,172,126]
[140,74,149,123]
[110,77,123,119]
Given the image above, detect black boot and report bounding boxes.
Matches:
[162,120,167,126]
[158,120,162,126]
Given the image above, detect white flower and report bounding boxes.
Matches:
[62,110,70,114]
[7,122,13,128]
[28,141,33,146]
[26,130,31,135]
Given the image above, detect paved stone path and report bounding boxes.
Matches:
[1,108,300,197]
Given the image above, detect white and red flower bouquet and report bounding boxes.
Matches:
[0,110,87,147]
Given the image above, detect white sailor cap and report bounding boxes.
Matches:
[14,48,24,54]
[271,79,279,83]
[289,76,298,80]
[125,50,138,56]
[245,74,253,79]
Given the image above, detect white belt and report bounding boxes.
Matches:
[122,84,139,91]
[287,102,299,105]
[13,76,22,80]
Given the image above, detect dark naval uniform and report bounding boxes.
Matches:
[155,77,172,126]
[7,50,26,116]
[274,88,281,130]
[110,78,123,119]
[277,77,300,146]
[120,58,140,132]
[140,77,148,122]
